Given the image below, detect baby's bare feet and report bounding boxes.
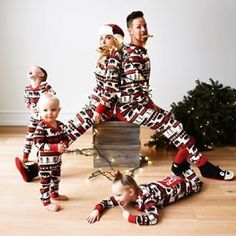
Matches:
[45,203,61,212]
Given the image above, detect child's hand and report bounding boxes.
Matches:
[32,108,39,113]
[122,210,130,221]
[57,142,67,153]
[87,209,100,223]
[118,202,130,221]
[26,103,31,110]
[30,105,38,113]
[93,111,102,124]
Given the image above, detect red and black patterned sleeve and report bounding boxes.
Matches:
[59,121,71,147]
[40,82,56,95]
[33,123,49,151]
[94,196,118,213]
[24,85,31,108]
[33,123,59,152]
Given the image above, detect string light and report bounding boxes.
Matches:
[66,148,94,156]
[88,155,150,181]
[128,155,149,177]
[88,169,114,181]
[89,125,151,181]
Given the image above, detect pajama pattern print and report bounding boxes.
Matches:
[33,120,69,206]
[115,44,205,166]
[66,49,122,142]
[23,82,55,157]
[94,171,203,225]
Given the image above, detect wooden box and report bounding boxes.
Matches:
[93,120,141,168]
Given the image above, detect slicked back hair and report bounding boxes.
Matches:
[126,11,144,28]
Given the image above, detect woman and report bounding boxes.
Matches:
[66,24,124,141]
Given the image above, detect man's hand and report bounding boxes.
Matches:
[87,209,100,224]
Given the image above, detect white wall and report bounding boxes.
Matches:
[0,0,236,125]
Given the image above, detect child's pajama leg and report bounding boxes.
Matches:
[39,165,52,206]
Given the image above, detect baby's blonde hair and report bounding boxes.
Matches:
[38,93,60,109]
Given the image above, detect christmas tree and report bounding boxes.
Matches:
[145,79,236,150]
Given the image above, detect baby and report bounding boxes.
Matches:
[33,93,69,211]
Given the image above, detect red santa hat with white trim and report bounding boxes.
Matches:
[98,24,124,47]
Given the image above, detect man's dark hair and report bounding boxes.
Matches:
[126,11,144,27]
[39,66,48,81]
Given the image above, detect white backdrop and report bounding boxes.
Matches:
[0,0,236,125]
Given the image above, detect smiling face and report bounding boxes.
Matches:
[128,17,149,47]
[111,181,136,207]
[39,97,60,125]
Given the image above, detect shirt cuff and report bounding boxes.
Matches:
[128,214,136,223]
[50,144,58,152]
[96,104,107,114]
[94,204,104,213]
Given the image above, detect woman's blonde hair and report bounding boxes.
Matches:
[97,24,124,56]
[97,38,122,57]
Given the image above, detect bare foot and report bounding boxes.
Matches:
[45,203,61,212]
[52,194,69,201]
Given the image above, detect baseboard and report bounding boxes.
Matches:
[0,111,75,125]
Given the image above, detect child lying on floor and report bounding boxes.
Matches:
[87,168,203,225]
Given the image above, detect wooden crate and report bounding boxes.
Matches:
[93,120,141,168]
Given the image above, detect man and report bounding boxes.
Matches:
[115,11,234,181]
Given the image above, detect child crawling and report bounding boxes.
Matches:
[87,169,203,225]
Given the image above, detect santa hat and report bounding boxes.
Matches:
[98,24,124,46]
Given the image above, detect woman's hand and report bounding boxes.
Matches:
[93,111,102,124]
